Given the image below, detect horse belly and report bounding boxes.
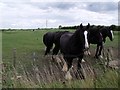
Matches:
[89,37,100,44]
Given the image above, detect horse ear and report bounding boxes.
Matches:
[80,23,83,29]
[86,23,90,29]
[109,26,112,30]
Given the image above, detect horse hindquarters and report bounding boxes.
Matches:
[43,34,54,55]
[44,37,53,55]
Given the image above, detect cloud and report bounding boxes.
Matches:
[30,0,119,2]
[28,2,76,10]
[0,1,118,29]
[86,2,118,13]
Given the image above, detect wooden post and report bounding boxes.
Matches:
[13,48,16,68]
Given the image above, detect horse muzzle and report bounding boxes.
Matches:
[85,44,89,49]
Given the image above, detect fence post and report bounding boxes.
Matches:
[13,48,16,68]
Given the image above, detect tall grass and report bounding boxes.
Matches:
[2,56,118,88]
[2,30,119,88]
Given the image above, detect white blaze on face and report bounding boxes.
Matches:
[110,30,114,39]
[84,31,89,48]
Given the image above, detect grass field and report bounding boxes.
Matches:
[2,29,119,88]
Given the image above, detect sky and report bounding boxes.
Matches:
[0,0,119,29]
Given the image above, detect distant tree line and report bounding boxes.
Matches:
[59,25,79,29]
[0,24,120,31]
[59,24,120,31]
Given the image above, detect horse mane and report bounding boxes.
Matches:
[68,26,84,49]
[72,23,84,38]
[100,27,108,37]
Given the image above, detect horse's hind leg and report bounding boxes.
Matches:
[52,45,60,55]
[95,44,100,58]
[98,43,103,58]
[52,45,62,63]
[44,44,53,55]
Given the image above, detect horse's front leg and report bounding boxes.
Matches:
[63,57,73,80]
[87,43,91,56]
[52,44,62,63]
[84,43,91,56]
[76,56,85,79]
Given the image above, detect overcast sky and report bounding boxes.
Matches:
[0,0,119,29]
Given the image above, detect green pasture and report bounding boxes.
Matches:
[1,29,119,88]
[2,29,119,58]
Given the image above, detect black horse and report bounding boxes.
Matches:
[87,26,114,58]
[60,23,90,79]
[43,31,69,56]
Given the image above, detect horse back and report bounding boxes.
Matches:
[54,31,70,44]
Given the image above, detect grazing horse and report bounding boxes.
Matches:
[87,26,114,58]
[60,23,90,79]
[43,31,69,55]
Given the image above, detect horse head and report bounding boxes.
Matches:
[78,23,90,49]
[104,26,114,41]
[109,26,114,41]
